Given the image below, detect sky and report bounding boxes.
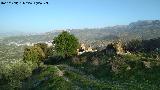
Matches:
[0,0,160,33]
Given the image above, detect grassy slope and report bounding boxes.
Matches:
[22,52,160,90]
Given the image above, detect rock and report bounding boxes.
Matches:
[142,61,151,68]
[56,70,64,77]
[114,41,125,55]
[54,66,64,76]
[126,66,131,70]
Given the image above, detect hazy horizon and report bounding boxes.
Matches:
[1,0,160,33]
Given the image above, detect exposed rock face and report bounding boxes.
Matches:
[86,46,93,52]
[77,44,97,55]
[114,41,125,55]
[81,44,86,51]
[142,61,151,68]
[105,41,128,55]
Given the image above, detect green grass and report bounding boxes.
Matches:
[20,51,160,90]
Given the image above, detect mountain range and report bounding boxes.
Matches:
[1,20,160,45]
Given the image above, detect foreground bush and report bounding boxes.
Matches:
[0,61,33,89]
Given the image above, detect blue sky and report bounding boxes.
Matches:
[0,0,160,33]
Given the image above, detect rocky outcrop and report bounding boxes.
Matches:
[105,41,131,55]
[77,44,97,55]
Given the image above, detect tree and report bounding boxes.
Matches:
[34,43,54,58]
[53,31,79,58]
[23,46,45,66]
[34,43,48,54]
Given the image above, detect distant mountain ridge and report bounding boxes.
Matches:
[1,20,160,44]
[0,30,28,38]
[67,20,160,41]
[127,20,160,40]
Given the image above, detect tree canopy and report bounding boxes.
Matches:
[34,43,53,58]
[23,45,45,66]
[53,31,79,58]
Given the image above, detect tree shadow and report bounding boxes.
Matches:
[44,55,67,65]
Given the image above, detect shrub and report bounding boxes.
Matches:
[23,46,45,66]
[71,57,81,64]
[0,61,33,89]
[125,39,143,52]
[90,57,100,66]
[34,43,54,58]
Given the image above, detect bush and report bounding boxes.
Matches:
[125,39,143,52]
[23,46,45,66]
[0,61,33,89]
[34,43,54,58]
[71,57,81,64]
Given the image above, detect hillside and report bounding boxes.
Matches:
[1,20,160,45]
[1,20,160,90]
[0,37,160,90]
[21,37,160,89]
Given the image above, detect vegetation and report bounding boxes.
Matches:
[1,28,160,89]
[23,45,45,66]
[53,31,79,58]
[34,43,54,58]
[125,37,160,53]
[0,61,34,89]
